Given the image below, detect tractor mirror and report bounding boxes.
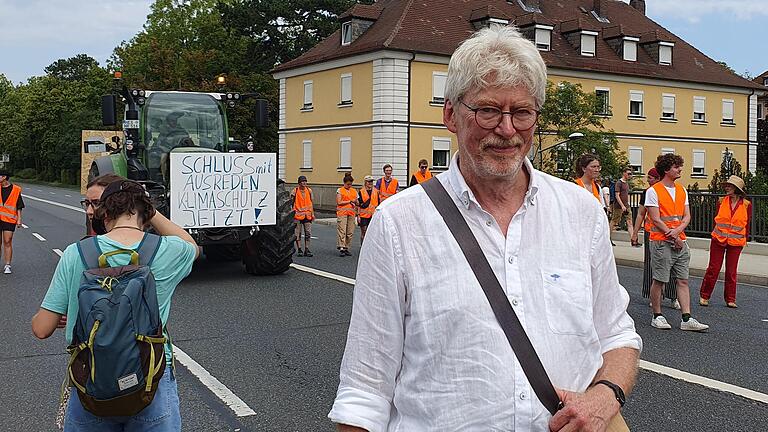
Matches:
[253,99,269,128]
[102,95,117,126]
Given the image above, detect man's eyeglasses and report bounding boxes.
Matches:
[459,99,539,131]
[80,199,101,209]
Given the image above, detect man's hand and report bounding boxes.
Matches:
[549,386,620,432]
[57,315,67,329]
[666,226,682,240]
[630,233,638,246]
[17,222,22,228]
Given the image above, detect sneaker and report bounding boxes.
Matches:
[726,302,738,308]
[304,249,313,257]
[3,264,10,274]
[344,249,353,256]
[672,299,681,310]
[339,249,346,257]
[296,248,304,257]
[651,315,672,330]
[680,317,709,332]
[699,297,709,307]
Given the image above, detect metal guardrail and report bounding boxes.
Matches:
[628,191,767,243]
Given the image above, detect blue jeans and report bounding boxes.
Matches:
[65,368,180,432]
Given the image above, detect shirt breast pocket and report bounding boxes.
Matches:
[541,269,593,336]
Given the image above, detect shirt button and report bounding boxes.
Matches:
[511,298,519,306]
[486,220,493,226]
[508,256,514,264]
[520,393,527,400]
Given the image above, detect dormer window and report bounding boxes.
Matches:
[763,77,768,86]
[659,42,673,65]
[622,37,638,61]
[535,25,553,51]
[469,6,510,31]
[341,22,353,45]
[580,32,597,57]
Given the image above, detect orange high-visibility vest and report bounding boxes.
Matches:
[412,169,433,184]
[358,188,379,219]
[0,184,21,224]
[336,186,357,217]
[378,177,399,201]
[575,178,601,202]
[642,186,653,233]
[711,196,749,247]
[649,182,687,241]
[293,187,313,221]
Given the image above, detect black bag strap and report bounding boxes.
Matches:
[421,178,563,415]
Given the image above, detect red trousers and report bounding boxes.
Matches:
[700,238,743,303]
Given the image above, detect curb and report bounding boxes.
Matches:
[615,258,767,287]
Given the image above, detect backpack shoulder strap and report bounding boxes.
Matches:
[136,233,162,266]
[76,236,103,269]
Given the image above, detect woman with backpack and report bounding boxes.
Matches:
[32,179,199,431]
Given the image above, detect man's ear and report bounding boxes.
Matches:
[443,99,458,134]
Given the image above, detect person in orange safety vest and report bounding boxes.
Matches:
[375,164,398,201]
[574,153,603,205]
[357,175,380,244]
[336,174,357,257]
[409,159,433,187]
[0,170,24,274]
[699,175,752,308]
[292,175,315,257]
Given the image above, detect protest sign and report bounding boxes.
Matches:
[169,152,277,228]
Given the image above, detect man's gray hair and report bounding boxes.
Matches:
[444,26,547,109]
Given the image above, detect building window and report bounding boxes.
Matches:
[722,99,735,124]
[340,74,352,105]
[303,81,313,110]
[341,22,353,46]
[595,88,610,115]
[659,44,673,65]
[758,103,764,120]
[629,90,644,117]
[339,137,351,169]
[623,39,637,62]
[432,137,451,168]
[693,96,706,121]
[628,147,642,174]
[763,77,768,86]
[662,94,676,119]
[535,26,552,51]
[302,140,312,169]
[432,72,447,104]
[661,147,675,155]
[580,33,597,57]
[692,150,706,176]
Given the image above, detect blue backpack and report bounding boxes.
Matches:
[609,180,617,205]
[67,233,166,417]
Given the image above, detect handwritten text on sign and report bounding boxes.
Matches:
[169,152,277,228]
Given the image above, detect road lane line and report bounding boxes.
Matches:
[49,192,56,195]
[52,249,63,257]
[21,224,28,229]
[172,345,257,417]
[290,263,356,285]
[25,194,85,213]
[32,233,46,242]
[65,194,72,197]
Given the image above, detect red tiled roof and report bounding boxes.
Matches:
[339,4,384,21]
[754,71,768,86]
[272,0,763,90]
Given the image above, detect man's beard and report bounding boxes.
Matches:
[462,136,529,179]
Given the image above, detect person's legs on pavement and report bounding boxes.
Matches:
[699,239,726,305]
[2,230,13,273]
[303,222,313,257]
[649,241,672,329]
[295,222,303,256]
[723,245,742,306]
[344,215,355,255]
[125,369,181,432]
[336,216,346,255]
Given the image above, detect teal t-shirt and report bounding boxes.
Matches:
[41,234,197,365]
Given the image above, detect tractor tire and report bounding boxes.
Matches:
[241,180,295,275]
[203,244,242,262]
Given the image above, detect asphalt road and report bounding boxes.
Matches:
[1,181,766,431]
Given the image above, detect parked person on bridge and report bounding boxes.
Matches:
[357,175,379,244]
[609,168,634,240]
[292,175,314,257]
[330,26,641,432]
[82,173,124,237]
[646,153,708,332]
[408,159,433,186]
[32,179,199,431]
[375,164,398,201]
[336,174,357,257]
[699,175,752,308]
[0,169,23,274]
[630,168,679,310]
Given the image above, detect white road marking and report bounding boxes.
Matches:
[762,319,768,323]
[32,233,46,242]
[49,192,56,195]
[53,249,63,257]
[172,345,257,417]
[64,194,72,197]
[639,360,768,404]
[36,189,43,192]
[21,224,28,229]
[24,194,85,213]
[290,263,356,285]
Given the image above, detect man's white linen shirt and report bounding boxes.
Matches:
[329,155,642,432]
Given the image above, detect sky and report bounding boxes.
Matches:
[0,0,766,85]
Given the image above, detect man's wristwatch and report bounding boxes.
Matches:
[594,380,626,407]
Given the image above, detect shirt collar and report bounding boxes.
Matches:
[446,151,540,210]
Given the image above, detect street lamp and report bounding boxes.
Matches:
[536,132,584,168]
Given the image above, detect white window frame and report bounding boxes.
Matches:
[659,42,673,65]
[339,137,352,169]
[535,25,553,51]
[722,99,735,124]
[432,72,447,104]
[303,80,313,109]
[628,147,643,174]
[662,93,676,119]
[341,22,353,46]
[758,103,764,120]
[595,87,610,116]
[622,37,638,62]
[432,137,451,169]
[629,90,644,117]
[692,149,706,176]
[693,96,706,121]
[661,147,675,155]
[340,73,352,105]
[302,140,312,169]
[580,32,597,57]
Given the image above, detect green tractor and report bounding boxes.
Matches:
[89,75,294,274]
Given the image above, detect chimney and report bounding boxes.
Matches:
[593,0,604,17]
[630,0,646,15]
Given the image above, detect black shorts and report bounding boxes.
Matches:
[358,217,372,227]
[0,221,16,232]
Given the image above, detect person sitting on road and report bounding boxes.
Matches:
[32,179,200,431]
[0,169,24,274]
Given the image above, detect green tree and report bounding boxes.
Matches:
[45,54,101,81]
[536,81,628,182]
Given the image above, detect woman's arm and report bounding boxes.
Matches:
[31,309,65,339]
[149,212,200,259]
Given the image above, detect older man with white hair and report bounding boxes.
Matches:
[329,26,641,432]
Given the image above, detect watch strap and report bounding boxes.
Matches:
[594,380,625,407]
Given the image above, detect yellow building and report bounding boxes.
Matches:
[272,0,764,206]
